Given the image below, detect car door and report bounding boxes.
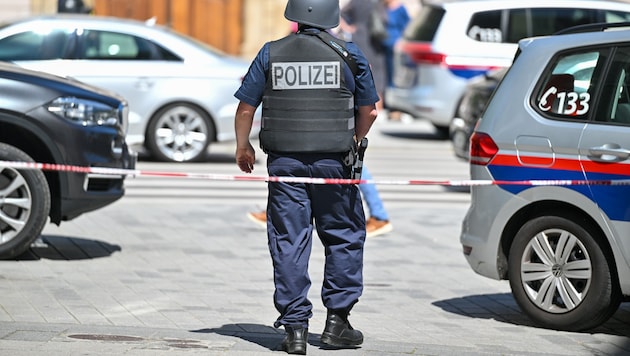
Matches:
[58,29,183,121]
[578,45,630,260]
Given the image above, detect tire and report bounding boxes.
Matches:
[450,128,469,160]
[0,143,51,259]
[145,103,214,163]
[508,215,621,331]
[433,125,450,139]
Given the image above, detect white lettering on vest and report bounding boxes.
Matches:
[272,61,340,90]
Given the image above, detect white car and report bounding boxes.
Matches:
[386,0,630,135]
[0,15,260,163]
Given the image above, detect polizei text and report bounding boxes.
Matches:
[272,61,340,90]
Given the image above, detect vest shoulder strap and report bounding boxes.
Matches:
[311,31,359,77]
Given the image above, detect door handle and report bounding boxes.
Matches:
[588,143,630,161]
[135,77,154,91]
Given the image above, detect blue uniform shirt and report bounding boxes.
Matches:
[235,29,380,109]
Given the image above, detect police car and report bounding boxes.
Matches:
[386,0,630,135]
[460,23,630,331]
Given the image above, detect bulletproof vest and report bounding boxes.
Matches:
[260,33,355,153]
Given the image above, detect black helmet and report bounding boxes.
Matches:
[284,0,340,29]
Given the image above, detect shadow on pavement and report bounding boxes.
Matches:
[192,323,337,352]
[135,149,235,164]
[15,235,121,260]
[434,293,630,338]
[380,129,448,141]
[192,324,282,351]
[442,185,471,193]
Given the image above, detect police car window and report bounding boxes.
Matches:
[467,10,502,43]
[596,47,630,125]
[534,51,600,120]
[530,8,597,37]
[0,29,73,60]
[506,9,527,43]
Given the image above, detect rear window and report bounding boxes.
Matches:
[533,50,602,120]
[468,10,502,42]
[536,47,630,126]
[403,5,444,41]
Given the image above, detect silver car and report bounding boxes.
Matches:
[0,15,260,163]
[461,23,630,331]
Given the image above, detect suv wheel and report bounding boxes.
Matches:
[0,143,51,259]
[145,103,214,163]
[508,215,621,331]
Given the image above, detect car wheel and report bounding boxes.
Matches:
[433,125,450,139]
[450,128,468,159]
[508,215,621,331]
[145,103,214,163]
[0,143,51,259]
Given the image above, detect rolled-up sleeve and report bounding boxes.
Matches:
[348,42,380,107]
[234,44,269,108]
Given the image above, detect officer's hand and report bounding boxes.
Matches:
[236,143,256,173]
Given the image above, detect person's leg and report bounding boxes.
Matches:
[309,155,365,311]
[267,153,314,330]
[360,166,393,237]
[310,155,365,347]
[359,166,389,221]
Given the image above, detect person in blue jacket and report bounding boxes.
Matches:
[382,0,410,88]
[382,0,410,120]
[233,0,379,354]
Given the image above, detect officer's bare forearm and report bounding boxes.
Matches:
[355,104,377,141]
[235,101,257,148]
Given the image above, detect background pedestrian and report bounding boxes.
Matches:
[339,0,387,115]
[382,0,410,121]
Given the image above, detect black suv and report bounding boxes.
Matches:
[0,62,135,259]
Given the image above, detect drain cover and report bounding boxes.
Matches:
[168,343,208,349]
[68,334,144,342]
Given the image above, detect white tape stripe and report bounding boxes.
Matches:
[2,160,630,186]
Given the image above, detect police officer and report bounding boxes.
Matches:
[234,0,378,354]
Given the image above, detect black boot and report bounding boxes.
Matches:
[281,326,307,355]
[320,310,363,347]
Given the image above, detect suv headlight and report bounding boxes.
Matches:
[47,97,120,126]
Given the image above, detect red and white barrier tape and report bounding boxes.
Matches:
[1,160,630,186]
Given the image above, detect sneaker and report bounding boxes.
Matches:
[247,210,267,228]
[365,217,393,238]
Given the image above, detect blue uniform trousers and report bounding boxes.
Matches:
[266,152,366,329]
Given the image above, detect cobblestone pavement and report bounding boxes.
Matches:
[1,120,629,355]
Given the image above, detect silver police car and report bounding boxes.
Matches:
[461,23,630,331]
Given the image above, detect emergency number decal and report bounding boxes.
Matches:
[468,25,502,43]
[538,86,590,115]
[272,61,340,90]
